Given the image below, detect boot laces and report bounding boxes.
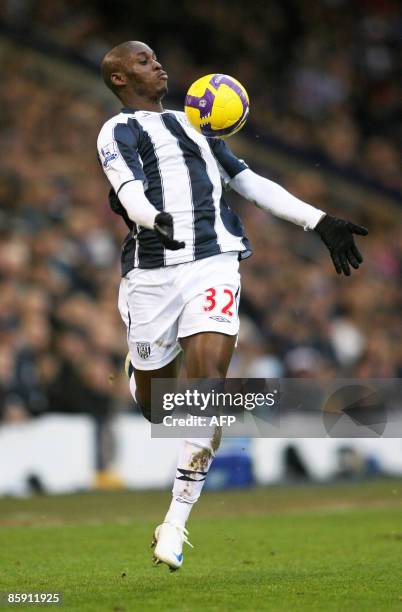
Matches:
[163,522,194,548]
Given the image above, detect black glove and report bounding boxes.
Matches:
[154,212,185,251]
[314,214,368,276]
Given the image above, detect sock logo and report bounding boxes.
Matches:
[176,468,207,482]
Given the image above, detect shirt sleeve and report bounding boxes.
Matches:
[229,168,325,230]
[97,120,146,194]
[207,137,248,185]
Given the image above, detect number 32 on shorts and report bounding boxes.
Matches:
[203,287,237,317]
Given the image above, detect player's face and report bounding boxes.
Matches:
[123,45,168,100]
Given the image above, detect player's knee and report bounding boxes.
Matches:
[191,362,227,378]
[136,399,165,424]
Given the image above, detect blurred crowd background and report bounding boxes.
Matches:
[0,0,401,428]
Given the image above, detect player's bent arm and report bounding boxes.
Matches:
[118,180,158,229]
[118,180,185,251]
[229,168,324,230]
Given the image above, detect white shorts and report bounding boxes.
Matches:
[118,252,241,371]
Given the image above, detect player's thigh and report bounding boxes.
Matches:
[180,332,236,378]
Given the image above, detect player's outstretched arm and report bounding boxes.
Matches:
[230,169,368,276]
[118,181,185,250]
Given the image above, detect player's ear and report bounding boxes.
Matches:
[110,71,127,88]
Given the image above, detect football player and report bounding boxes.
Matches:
[98,41,367,570]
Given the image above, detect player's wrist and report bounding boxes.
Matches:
[141,210,158,229]
[312,212,327,231]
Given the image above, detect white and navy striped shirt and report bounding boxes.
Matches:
[97,108,252,271]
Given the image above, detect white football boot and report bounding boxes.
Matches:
[151,522,193,571]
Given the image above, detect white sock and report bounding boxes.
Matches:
[164,427,222,528]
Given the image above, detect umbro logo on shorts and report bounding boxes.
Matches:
[209,315,230,323]
[136,342,151,359]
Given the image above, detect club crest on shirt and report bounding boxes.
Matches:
[136,342,151,359]
[100,142,119,167]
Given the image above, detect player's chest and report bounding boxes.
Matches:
[137,113,212,166]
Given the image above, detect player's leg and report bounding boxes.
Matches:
[152,332,236,569]
[121,255,240,569]
[153,254,240,569]
[119,269,196,569]
[163,333,234,514]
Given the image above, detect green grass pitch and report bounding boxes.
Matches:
[0,479,401,611]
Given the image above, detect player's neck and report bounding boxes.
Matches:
[120,94,164,113]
